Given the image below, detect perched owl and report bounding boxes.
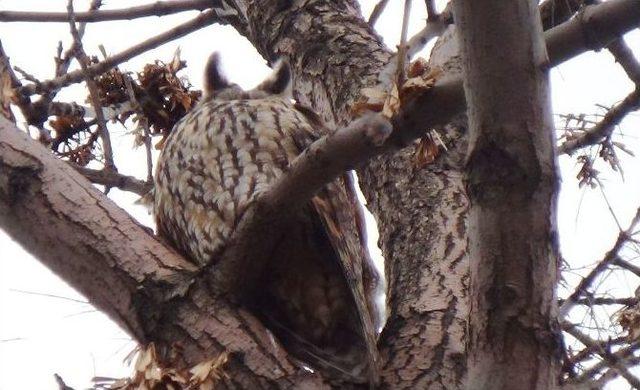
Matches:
[154,54,380,384]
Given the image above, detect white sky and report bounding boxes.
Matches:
[0,0,639,388]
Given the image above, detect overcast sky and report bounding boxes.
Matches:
[1,1,639,388]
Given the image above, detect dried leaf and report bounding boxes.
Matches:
[414,135,441,168]
[382,83,400,118]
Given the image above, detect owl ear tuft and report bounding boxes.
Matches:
[257,59,292,98]
[204,53,230,97]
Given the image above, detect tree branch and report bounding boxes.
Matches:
[67,0,115,171]
[0,118,323,387]
[0,0,211,23]
[558,89,640,155]
[608,38,640,86]
[17,8,225,97]
[73,165,152,195]
[559,205,640,317]
[367,0,390,26]
[545,0,640,67]
[563,322,640,388]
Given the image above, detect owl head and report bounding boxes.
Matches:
[203,53,292,101]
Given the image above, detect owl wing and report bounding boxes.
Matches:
[288,108,380,384]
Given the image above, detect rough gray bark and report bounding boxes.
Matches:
[0,120,327,388]
[454,0,559,388]
[1,0,639,388]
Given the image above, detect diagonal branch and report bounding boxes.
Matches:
[558,89,640,155]
[17,9,225,97]
[0,0,211,23]
[0,117,322,387]
[563,322,640,387]
[608,38,640,86]
[67,0,115,171]
[73,165,152,195]
[367,0,390,26]
[559,204,640,317]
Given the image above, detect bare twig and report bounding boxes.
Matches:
[564,322,640,387]
[18,9,224,97]
[54,373,75,390]
[558,89,640,155]
[43,0,102,104]
[0,0,211,23]
[563,334,628,371]
[559,205,640,317]
[67,0,115,171]
[539,0,586,30]
[73,166,152,196]
[395,0,412,84]
[123,75,154,182]
[368,0,390,26]
[13,66,40,84]
[615,258,640,277]
[559,296,639,306]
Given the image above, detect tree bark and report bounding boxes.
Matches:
[0,0,638,388]
[0,119,326,388]
[454,0,560,389]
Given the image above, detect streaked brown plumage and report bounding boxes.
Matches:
[153,54,380,384]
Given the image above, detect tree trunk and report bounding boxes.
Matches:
[454,0,560,388]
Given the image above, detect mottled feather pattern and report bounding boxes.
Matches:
[153,56,380,384]
[155,97,319,264]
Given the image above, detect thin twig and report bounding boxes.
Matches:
[368,0,390,26]
[558,89,640,155]
[0,0,211,23]
[42,0,102,106]
[563,335,627,371]
[564,322,640,387]
[124,75,154,183]
[18,9,223,97]
[395,0,412,85]
[614,258,640,278]
[67,0,115,171]
[73,165,152,196]
[559,205,640,317]
[559,296,639,306]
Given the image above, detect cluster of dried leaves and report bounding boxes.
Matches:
[353,58,446,167]
[48,50,201,166]
[559,112,635,188]
[619,306,640,341]
[94,344,228,390]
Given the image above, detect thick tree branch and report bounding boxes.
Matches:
[0,118,324,388]
[545,0,640,67]
[0,0,211,23]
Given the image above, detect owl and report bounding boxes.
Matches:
[153,54,380,384]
